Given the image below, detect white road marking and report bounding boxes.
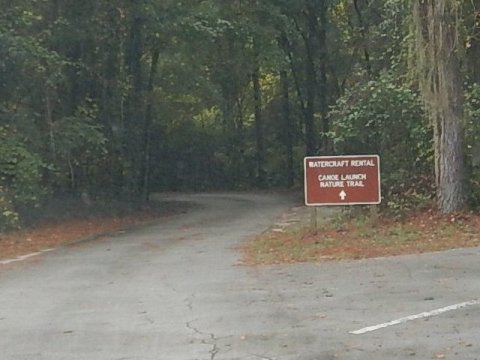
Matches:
[0,248,55,266]
[350,299,480,335]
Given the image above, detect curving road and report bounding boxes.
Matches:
[0,193,295,360]
[1,192,479,360]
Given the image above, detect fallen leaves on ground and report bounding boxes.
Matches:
[0,201,190,261]
[243,208,480,266]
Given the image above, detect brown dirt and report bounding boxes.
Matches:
[243,208,480,265]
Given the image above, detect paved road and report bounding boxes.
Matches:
[1,193,479,360]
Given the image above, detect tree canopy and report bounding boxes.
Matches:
[1,0,480,228]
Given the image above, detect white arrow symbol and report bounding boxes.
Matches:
[339,190,347,200]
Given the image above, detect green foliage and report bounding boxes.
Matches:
[0,0,478,223]
[329,74,433,213]
[0,127,44,230]
[0,186,19,231]
[50,103,107,192]
[465,83,480,207]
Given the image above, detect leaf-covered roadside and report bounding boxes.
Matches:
[0,199,192,261]
[243,209,480,265]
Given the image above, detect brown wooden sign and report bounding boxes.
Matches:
[304,155,381,206]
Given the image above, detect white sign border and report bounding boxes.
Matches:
[304,154,382,206]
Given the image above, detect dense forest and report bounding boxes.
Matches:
[1,0,480,229]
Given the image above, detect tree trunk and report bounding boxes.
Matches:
[304,42,317,156]
[353,0,372,76]
[281,69,294,188]
[124,10,145,195]
[252,40,266,187]
[414,0,467,213]
[278,32,309,139]
[315,1,330,152]
[140,48,160,202]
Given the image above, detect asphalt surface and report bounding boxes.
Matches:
[0,193,479,360]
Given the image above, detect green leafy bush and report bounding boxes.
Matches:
[0,126,44,230]
[0,185,19,230]
[50,103,107,193]
[329,74,433,213]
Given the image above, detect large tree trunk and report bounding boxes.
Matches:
[414,0,467,213]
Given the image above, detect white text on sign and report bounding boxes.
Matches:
[309,159,375,168]
[304,154,381,206]
[318,173,367,188]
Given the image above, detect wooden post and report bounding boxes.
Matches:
[369,205,379,226]
[310,207,318,232]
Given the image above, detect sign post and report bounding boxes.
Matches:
[304,155,381,206]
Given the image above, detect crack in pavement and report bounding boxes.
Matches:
[184,293,195,311]
[208,333,219,360]
[184,294,221,359]
[185,319,220,360]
